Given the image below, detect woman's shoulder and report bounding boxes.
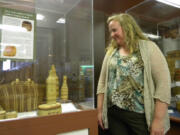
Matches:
[139,39,154,45]
[139,40,163,59]
[139,39,158,49]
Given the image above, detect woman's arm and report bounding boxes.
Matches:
[154,100,168,122]
[97,56,108,94]
[96,52,110,129]
[97,93,104,129]
[149,42,171,135]
[150,42,171,104]
[151,100,168,135]
[96,55,106,129]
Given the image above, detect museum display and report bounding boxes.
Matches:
[46,65,59,104]
[37,65,62,116]
[0,78,40,112]
[61,75,69,101]
[0,0,94,121]
[38,102,61,116]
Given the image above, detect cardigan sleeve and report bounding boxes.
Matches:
[96,53,109,94]
[149,41,171,104]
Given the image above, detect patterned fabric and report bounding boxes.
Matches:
[107,49,144,113]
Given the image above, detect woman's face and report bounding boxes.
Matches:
[108,20,125,46]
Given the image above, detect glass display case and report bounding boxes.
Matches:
[0,0,94,121]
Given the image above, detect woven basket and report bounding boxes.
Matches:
[0,79,46,112]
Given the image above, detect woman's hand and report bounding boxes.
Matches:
[98,111,104,129]
[150,118,164,135]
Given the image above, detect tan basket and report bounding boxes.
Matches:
[0,79,46,112]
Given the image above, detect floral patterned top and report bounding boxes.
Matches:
[107,49,144,113]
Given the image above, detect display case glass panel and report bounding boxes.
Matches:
[0,0,94,121]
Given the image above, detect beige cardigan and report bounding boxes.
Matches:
[97,40,171,133]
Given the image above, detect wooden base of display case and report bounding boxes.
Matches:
[167,108,180,135]
[167,116,180,135]
[0,109,98,135]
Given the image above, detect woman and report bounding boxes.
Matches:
[97,13,171,135]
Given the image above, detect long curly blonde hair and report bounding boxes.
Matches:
[106,13,148,54]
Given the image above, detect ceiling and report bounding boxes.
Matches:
[126,0,180,34]
[94,0,180,34]
[126,0,180,24]
[94,0,144,14]
[94,0,180,23]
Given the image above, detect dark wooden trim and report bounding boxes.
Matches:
[167,117,180,135]
[0,109,98,135]
[170,116,180,123]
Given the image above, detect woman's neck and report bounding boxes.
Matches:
[119,45,130,56]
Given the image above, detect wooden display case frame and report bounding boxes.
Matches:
[0,109,98,135]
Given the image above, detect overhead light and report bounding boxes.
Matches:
[0,24,27,32]
[155,0,180,8]
[143,33,161,39]
[56,18,66,24]
[36,14,45,20]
